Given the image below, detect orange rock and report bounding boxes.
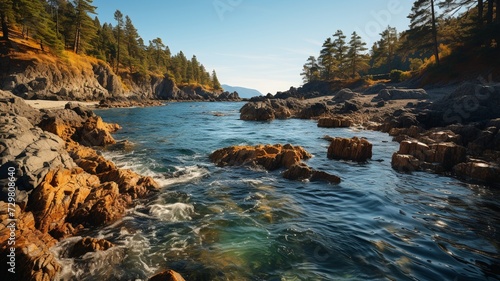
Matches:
[29,168,95,234]
[318,116,352,128]
[327,137,372,162]
[149,270,186,281]
[210,144,312,170]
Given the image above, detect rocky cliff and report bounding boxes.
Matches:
[0,56,240,102]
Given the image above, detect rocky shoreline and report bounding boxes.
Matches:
[1,78,499,280]
[237,81,500,186]
[0,90,185,280]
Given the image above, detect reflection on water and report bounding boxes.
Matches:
[52,103,500,281]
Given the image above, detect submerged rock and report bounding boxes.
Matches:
[69,237,114,258]
[327,137,373,162]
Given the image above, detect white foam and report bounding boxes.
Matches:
[148,202,195,222]
[159,165,210,187]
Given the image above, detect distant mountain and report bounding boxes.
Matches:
[222,84,262,99]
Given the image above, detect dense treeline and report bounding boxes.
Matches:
[302,0,500,83]
[0,0,222,90]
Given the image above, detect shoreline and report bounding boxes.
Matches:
[24,100,99,110]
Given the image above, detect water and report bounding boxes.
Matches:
[53,102,500,281]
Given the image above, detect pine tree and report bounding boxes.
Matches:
[211,70,221,90]
[347,31,368,77]
[0,0,13,40]
[408,0,440,66]
[114,10,123,72]
[318,37,335,80]
[124,15,141,72]
[12,0,62,51]
[300,56,320,83]
[72,0,97,54]
[332,30,349,77]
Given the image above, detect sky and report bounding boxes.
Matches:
[92,0,414,95]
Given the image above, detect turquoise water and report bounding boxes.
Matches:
[53,102,499,281]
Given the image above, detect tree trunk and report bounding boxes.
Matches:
[1,12,9,41]
[478,0,484,25]
[430,0,440,66]
[496,0,499,22]
[487,0,493,23]
[116,29,120,73]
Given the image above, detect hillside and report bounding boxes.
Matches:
[222,84,262,99]
[0,29,239,102]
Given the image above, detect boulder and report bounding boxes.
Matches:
[0,90,43,125]
[240,101,276,121]
[375,88,428,101]
[210,144,312,170]
[327,137,373,162]
[0,115,75,199]
[310,170,341,184]
[333,88,360,102]
[298,102,329,119]
[391,153,421,172]
[69,237,114,258]
[317,116,352,128]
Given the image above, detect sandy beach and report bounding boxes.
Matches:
[24,100,99,110]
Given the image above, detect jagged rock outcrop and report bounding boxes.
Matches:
[211,144,341,184]
[210,144,312,170]
[318,116,353,128]
[327,137,373,162]
[0,97,160,280]
[0,115,75,205]
[0,202,61,281]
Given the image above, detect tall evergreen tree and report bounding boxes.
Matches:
[347,31,368,77]
[72,0,97,54]
[211,70,221,90]
[301,55,320,83]
[114,10,123,72]
[408,0,440,66]
[318,37,335,80]
[332,30,349,77]
[124,15,141,72]
[0,0,13,40]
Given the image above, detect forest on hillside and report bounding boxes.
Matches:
[301,0,500,84]
[0,0,222,90]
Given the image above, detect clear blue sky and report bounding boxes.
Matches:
[93,0,414,94]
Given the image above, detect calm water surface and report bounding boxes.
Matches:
[53,102,500,281]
